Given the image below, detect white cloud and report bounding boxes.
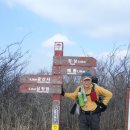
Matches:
[4,0,130,38]
[84,48,130,61]
[88,24,130,38]
[42,33,75,48]
[115,50,130,59]
[95,50,130,60]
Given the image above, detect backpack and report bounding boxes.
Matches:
[90,83,103,103]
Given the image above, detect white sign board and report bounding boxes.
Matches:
[55,42,63,51]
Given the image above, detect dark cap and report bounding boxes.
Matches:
[81,72,92,77]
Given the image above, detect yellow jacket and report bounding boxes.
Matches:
[64,83,113,111]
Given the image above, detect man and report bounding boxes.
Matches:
[61,72,112,130]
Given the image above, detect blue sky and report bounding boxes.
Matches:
[0,0,130,73]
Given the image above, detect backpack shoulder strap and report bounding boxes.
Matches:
[91,83,95,92]
[91,83,99,103]
[86,83,95,96]
[78,86,81,92]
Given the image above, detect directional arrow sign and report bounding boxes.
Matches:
[19,75,63,84]
[52,66,96,76]
[19,84,61,94]
[53,56,96,67]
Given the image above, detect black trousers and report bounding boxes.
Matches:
[78,111,100,130]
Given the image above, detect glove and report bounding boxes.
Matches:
[95,102,107,113]
[99,103,107,112]
[61,84,65,96]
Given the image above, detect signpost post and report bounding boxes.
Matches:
[51,42,63,130]
[125,87,130,130]
[19,42,97,130]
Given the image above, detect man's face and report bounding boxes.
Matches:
[81,77,92,88]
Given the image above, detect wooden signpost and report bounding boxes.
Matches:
[19,75,62,84]
[53,56,96,67]
[125,87,130,130]
[19,42,97,130]
[19,84,61,94]
[51,42,63,130]
[52,66,96,76]
[19,75,62,94]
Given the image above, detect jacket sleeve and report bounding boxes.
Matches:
[96,85,113,105]
[64,86,80,100]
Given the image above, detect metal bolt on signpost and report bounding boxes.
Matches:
[19,42,97,130]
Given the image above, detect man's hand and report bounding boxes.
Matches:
[97,103,107,112]
[61,84,65,96]
[95,102,107,113]
[100,103,107,112]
